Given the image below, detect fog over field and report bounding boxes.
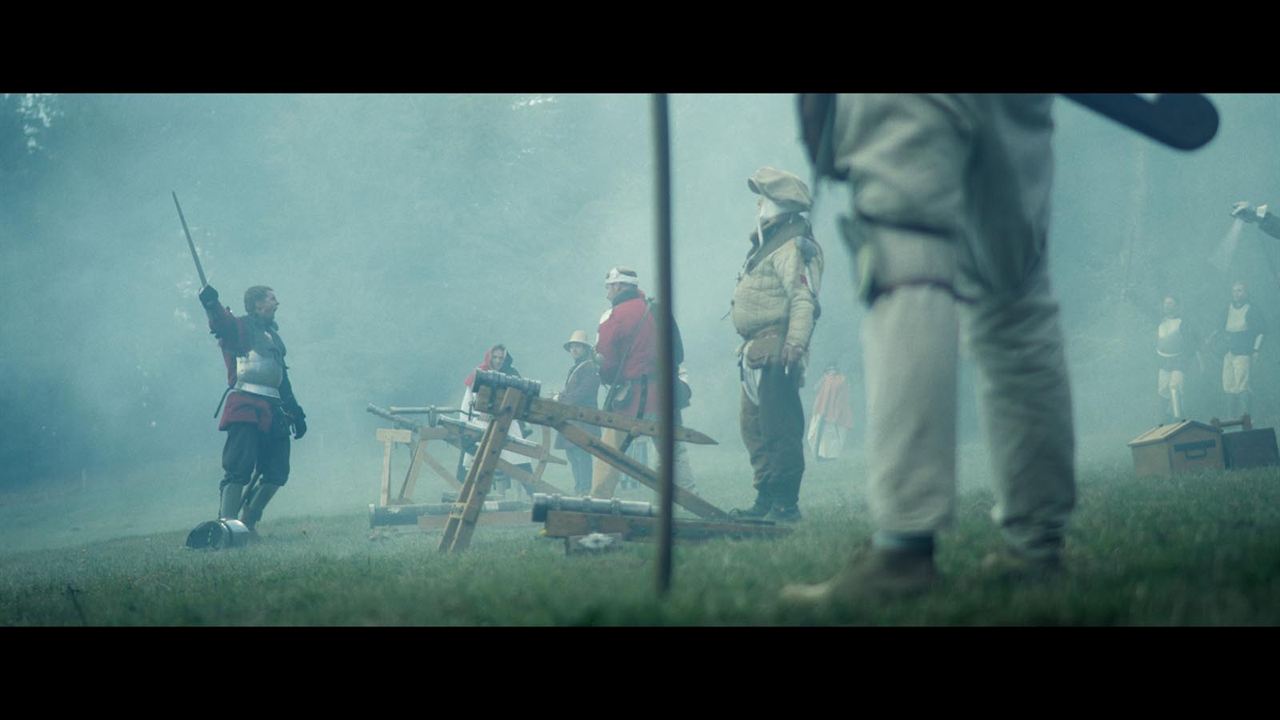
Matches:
[3,93,1278,553]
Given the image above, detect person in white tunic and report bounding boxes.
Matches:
[1211,281,1266,419]
[1156,295,1198,422]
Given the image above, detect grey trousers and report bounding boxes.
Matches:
[833,94,1076,559]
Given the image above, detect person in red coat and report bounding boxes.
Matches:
[591,266,659,498]
[198,283,306,533]
[807,363,855,460]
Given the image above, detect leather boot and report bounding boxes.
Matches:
[729,487,773,519]
[781,543,938,606]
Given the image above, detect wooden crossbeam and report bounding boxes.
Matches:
[439,387,521,553]
[554,422,728,520]
[474,387,716,445]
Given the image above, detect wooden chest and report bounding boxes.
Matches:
[1128,421,1225,477]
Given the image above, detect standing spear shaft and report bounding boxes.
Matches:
[172,191,207,287]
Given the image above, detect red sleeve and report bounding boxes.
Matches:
[207,304,248,355]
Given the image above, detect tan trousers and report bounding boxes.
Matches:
[590,418,695,499]
[833,94,1076,559]
[1222,353,1251,395]
[590,427,628,498]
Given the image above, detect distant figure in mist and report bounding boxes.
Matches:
[729,167,824,524]
[198,283,308,534]
[1208,281,1266,419]
[461,344,531,499]
[1231,201,1280,240]
[784,94,1076,604]
[553,330,601,495]
[807,363,853,461]
[1155,295,1200,422]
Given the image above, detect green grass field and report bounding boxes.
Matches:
[3,436,1279,626]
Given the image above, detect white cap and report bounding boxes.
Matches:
[604,266,639,286]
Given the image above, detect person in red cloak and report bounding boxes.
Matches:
[807,362,854,461]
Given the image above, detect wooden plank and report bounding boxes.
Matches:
[439,387,520,553]
[543,510,790,542]
[397,437,431,504]
[379,436,394,507]
[473,390,716,445]
[377,428,413,444]
[496,457,567,497]
[438,420,567,465]
[554,422,729,520]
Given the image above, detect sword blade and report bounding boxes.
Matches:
[172,191,207,287]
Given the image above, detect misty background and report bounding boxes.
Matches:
[3,93,1279,549]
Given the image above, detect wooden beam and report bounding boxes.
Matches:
[397,437,431,504]
[378,434,395,507]
[437,419,567,465]
[473,388,716,445]
[542,510,790,542]
[554,422,729,520]
[497,457,567,497]
[439,387,520,553]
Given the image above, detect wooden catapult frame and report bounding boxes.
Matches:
[367,403,566,510]
[437,370,754,553]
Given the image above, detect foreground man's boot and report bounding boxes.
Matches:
[239,484,280,533]
[220,483,246,520]
[980,548,1063,581]
[781,545,938,605]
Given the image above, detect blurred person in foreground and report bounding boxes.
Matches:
[784,94,1077,603]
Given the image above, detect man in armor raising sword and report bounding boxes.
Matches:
[198,283,307,534]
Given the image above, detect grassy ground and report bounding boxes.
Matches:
[2,436,1279,626]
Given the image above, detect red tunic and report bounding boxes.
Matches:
[596,290,658,417]
[207,304,276,433]
[812,372,854,429]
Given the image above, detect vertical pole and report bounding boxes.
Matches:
[652,93,675,596]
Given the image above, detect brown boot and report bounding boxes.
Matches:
[781,544,938,606]
[981,549,1063,581]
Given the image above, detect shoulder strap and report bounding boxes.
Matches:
[746,217,812,274]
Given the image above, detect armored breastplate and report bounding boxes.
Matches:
[1157,318,1184,357]
[235,350,284,397]
[234,321,286,398]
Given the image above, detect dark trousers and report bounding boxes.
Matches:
[221,421,291,489]
[566,445,594,496]
[740,366,806,506]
